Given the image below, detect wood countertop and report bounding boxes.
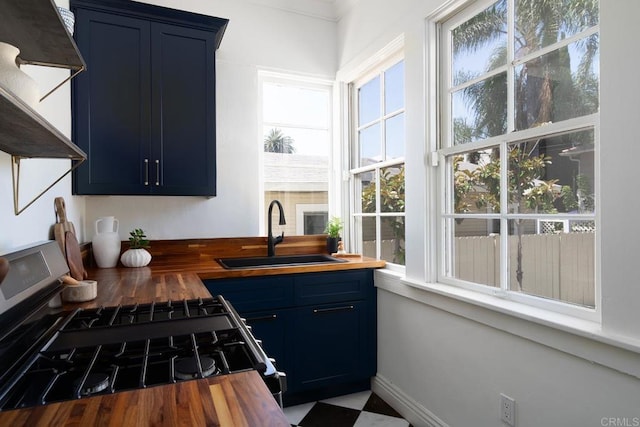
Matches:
[70,236,384,309]
[137,235,386,280]
[0,371,289,427]
[0,236,385,426]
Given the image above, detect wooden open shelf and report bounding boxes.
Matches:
[0,0,87,214]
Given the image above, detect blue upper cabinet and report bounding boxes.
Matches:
[71,0,227,196]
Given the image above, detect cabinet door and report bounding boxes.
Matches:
[73,7,218,196]
[73,9,151,195]
[150,24,217,196]
[291,301,368,392]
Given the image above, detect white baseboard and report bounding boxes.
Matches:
[371,374,449,427]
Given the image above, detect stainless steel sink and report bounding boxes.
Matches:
[217,254,347,270]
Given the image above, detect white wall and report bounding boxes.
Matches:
[83,0,337,242]
[0,59,85,252]
[336,0,640,426]
[0,0,337,251]
[376,289,640,427]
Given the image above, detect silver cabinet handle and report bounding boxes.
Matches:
[313,305,354,314]
[155,159,160,186]
[144,159,149,185]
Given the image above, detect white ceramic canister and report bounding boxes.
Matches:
[0,42,39,108]
[92,216,121,268]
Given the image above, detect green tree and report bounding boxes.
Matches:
[264,128,296,153]
[454,146,561,288]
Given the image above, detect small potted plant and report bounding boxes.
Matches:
[120,228,152,267]
[324,216,343,254]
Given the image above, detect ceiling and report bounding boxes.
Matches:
[246,0,356,21]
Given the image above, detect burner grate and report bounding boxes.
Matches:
[59,298,229,331]
[0,296,279,411]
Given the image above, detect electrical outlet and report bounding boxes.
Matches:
[500,393,515,426]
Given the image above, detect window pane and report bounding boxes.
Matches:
[359,123,381,166]
[514,0,599,59]
[515,34,599,130]
[359,76,380,125]
[360,170,376,213]
[452,148,500,214]
[263,83,329,127]
[507,129,595,214]
[385,61,404,113]
[381,216,405,265]
[385,113,404,160]
[359,216,377,259]
[452,72,507,145]
[380,165,404,213]
[508,219,595,308]
[262,80,331,236]
[452,0,507,86]
[447,218,501,287]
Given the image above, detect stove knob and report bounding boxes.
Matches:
[269,357,276,367]
[255,339,262,347]
[246,325,253,332]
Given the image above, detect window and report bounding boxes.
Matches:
[260,73,332,235]
[438,0,599,311]
[350,59,405,265]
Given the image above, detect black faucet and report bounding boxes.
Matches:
[267,200,286,257]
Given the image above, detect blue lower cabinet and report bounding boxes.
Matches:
[203,269,376,406]
[292,301,365,390]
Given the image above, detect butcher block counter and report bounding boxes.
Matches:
[0,371,287,427]
[67,235,385,309]
[137,235,386,280]
[0,236,384,426]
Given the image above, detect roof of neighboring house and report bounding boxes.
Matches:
[263,152,328,192]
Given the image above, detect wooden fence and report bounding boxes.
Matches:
[455,232,595,307]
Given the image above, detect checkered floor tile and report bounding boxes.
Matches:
[284,391,412,427]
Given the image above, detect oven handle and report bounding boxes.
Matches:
[217,295,268,373]
[313,305,354,314]
[245,314,277,322]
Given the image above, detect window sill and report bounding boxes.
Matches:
[374,269,640,379]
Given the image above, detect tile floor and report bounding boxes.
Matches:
[283,390,412,427]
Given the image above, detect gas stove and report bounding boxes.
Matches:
[0,241,285,412]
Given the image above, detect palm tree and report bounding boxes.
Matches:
[264,128,296,153]
[453,0,599,140]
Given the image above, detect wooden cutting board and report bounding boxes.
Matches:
[54,197,76,258]
[65,231,87,281]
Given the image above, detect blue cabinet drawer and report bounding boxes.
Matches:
[294,270,373,305]
[204,276,294,312]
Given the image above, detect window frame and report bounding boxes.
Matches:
[348,53,406,268]
[432,0,600,321]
